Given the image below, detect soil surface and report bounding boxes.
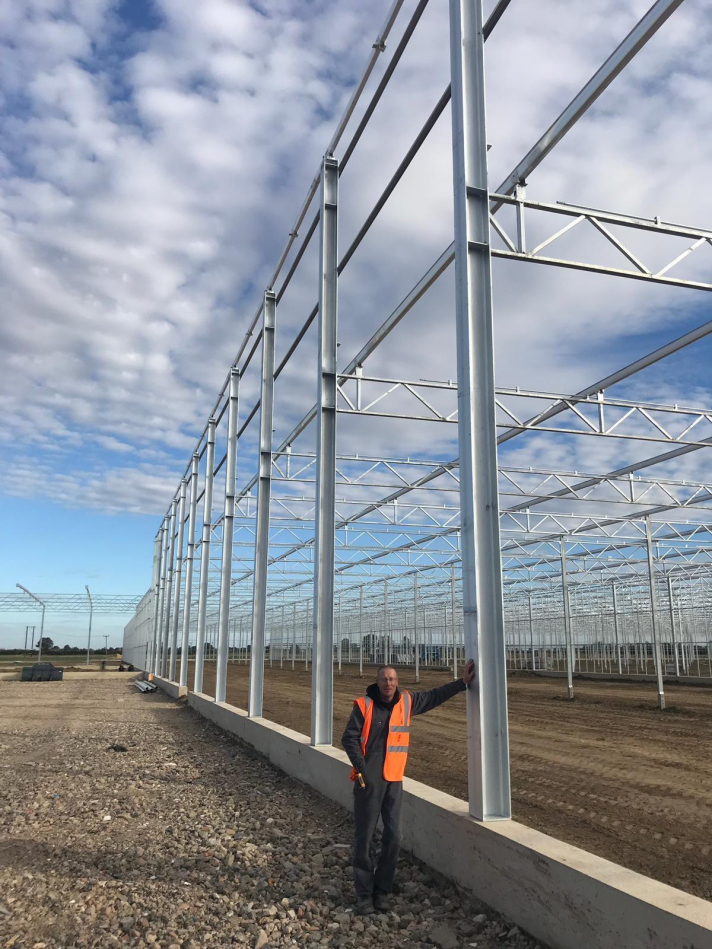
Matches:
[0,677,543,949]
[192,661,712,902]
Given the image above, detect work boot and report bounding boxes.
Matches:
[373,890,390,912]
[355,898,374,916]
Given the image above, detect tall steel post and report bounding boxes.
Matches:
[359,586,364,677]
[311,154,339,746]
[337,595,342,673]
[667,575,680,677]
[16,585,46,662]
[645,518,666,709]
[85,585,93,665]
[154,518,169,675]
[413,575,420,683]
[612,583,622,675]
[292,601,297,671]
[161,497,178,677]
[169,478,187,681]
[450,564,458,678]
[527,593,535,671]
[280,603,285,668]
[383,581,389,666]
[249,290,277,716]
[215,369,240,704]
[450,0,510,820]
[148,533,161,671]
[560,539,574,699]
[180,453,200,688]
[194,418,216,693]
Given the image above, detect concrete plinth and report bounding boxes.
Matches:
[150,674,187,698]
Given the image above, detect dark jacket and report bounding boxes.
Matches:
[341,678,466,782]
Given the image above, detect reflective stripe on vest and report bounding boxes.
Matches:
[349,690,412,783]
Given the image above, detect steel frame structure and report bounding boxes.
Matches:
[1,592,143,612]
[121,0,712,822]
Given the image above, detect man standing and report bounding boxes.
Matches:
[341,660,475,915]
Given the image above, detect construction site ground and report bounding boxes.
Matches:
[193,660,712,902]
[0,677,542,949]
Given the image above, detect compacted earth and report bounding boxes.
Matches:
[0,678,543,949]
[194,661,712,901]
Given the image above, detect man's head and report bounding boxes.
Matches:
[376,665,399,702]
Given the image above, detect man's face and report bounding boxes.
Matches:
[377,667,398,701]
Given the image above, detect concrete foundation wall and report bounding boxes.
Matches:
[150,674,187,699]
[175,688,712,949]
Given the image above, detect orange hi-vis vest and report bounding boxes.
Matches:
[350,691,412,783]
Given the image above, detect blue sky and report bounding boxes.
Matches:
[1,0,711,648]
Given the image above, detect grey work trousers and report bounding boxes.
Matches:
[353,775,402,899]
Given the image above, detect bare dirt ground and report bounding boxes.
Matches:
[0,677,543,949]
[193,661,712,902]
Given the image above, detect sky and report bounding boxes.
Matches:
[1,0,711,648]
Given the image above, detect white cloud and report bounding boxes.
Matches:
[0,0,710,531]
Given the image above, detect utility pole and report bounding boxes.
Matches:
[16,585,46,662]
[104,635,109,658]
[85,585,93,665]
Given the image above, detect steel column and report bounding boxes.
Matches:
[216,369,240,704]
[148,533,162,672]
[169,478,187,681]
[450,0,510,821]
[527,593,535,671]
[194,418,216,693]
[612,584,622,675]
[161,497,177,677]
[451,563,458,678]
[413,575,420,683]
[311,154,339,746]
[249,290,277,716]
[667,575,680,677]
[359,586,364,677]
[645,518,666,709]
[180,453,200,688]
[153,522,168,675]
[560,539,574,699]
[155,517,169,675]
[85,585,93,665]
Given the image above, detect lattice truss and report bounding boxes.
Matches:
[1,593,143,613]
[132,0,712,816]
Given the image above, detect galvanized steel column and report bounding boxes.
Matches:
[154,519,169,675]
[383,581,389,666]
[216,369,240,704]
[180,453,200,688]
[667,575,680,677]
[413,575,420,683]
[612,583,622,675]
[161,498,178,677]
[450,564,458,678]
[194,418,216,693]
[528,593,535,671]
[645,518,666,709]
[449,0,510,821]
[149,531,163,673]
[359,586,364,678]
[169,478,187,681]
[560,539,574,699]
[291,602,297,671]
[311,154,339,746]
[249,292,277,716]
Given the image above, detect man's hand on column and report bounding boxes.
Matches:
[461,658,475,687]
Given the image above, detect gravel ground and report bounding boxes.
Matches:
[0,678,545,949]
